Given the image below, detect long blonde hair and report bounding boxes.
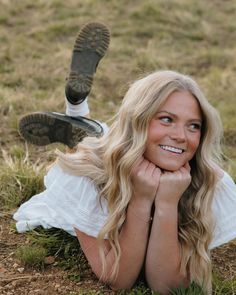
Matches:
[57,70,223,294]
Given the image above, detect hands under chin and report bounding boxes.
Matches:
[131,157,191,206]
[131,157,161,205]
[155,162,192,206]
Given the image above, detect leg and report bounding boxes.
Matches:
[18,112,103,148]
[65,22,110,106]
[19,22,110,148]
[65,22,110,118]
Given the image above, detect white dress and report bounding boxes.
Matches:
[14,163,236,249]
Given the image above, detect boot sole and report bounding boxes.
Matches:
[65,22,110,104]
[19,112,103,148]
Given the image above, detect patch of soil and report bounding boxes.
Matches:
[0,212,114,295]
[212,239,236,280]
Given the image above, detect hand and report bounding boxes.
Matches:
[131,157,161,204]
[155,162,191,206]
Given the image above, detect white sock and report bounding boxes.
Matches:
[65,98,90,117]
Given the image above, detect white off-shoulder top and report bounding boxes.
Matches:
[14,163,236,249]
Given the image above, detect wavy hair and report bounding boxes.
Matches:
[56,70,223,294]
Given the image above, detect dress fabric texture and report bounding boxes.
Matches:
[14,163,236,249]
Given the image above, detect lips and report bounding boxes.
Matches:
[159,145,185,154]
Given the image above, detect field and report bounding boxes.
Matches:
[0,0,236,294]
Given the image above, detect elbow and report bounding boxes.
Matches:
[99,274,135,291]
[92,269,135,291]
[148,283,172,295]
[147,279,170,295]
[97,271,136,291]
[108,280,134,291]
[90,262,137,290]
[148,282,187,295]
[146,274,189,295]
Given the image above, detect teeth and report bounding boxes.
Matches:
[160,145,184,154]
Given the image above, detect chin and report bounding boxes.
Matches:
[156,162,184,172]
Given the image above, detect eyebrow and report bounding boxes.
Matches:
[156,110,202,122]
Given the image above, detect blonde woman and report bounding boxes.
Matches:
[15,23,236,295]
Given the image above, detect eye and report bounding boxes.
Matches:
[189,123,201,131]
[160,116,172,124]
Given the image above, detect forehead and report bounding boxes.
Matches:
[158,91,202,119]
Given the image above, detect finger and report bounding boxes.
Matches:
[144,161,161,178]
[183,162,191,172]
[143,162,156,178]
[179,166,189,177]
[153,166,161,180]
[138,157,160,177]
[135,156,145,167]
[131,156,145,173]
[160,170,172,181]
[140,158,151,172]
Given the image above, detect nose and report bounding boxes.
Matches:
[169,124,186,142]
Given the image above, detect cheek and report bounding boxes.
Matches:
[188,134,201,154]
[147,121,165,142]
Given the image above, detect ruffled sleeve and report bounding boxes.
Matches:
[210,172,236,249]
[14,163,109,238]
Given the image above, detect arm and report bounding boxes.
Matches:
[75,158,161,289]
[145,164,191,294]
[75,198,151,289]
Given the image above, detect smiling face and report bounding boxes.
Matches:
[144,91,202,171]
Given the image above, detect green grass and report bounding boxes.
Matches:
[169,282,206,295]
[15,244,48,268]
[22,227,92,285]
[0,0,236,294]
[212,272,236,295]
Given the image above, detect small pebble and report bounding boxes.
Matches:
[12,263,18,268]
[44,256,55,265]
[17,267,24,273]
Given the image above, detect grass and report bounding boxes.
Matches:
[26,228,88,274]
[0,148,45,210]
[15,244,48,268]
[0,0,235,166]
[0,0,236,294]
[169,282,205,295]
[212,272,236,295]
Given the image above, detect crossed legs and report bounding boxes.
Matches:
[19,22,110,148]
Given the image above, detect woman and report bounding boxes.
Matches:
[15,23,236,295]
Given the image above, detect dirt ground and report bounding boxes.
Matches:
[0,212,114,295]
[0,212,236,295]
